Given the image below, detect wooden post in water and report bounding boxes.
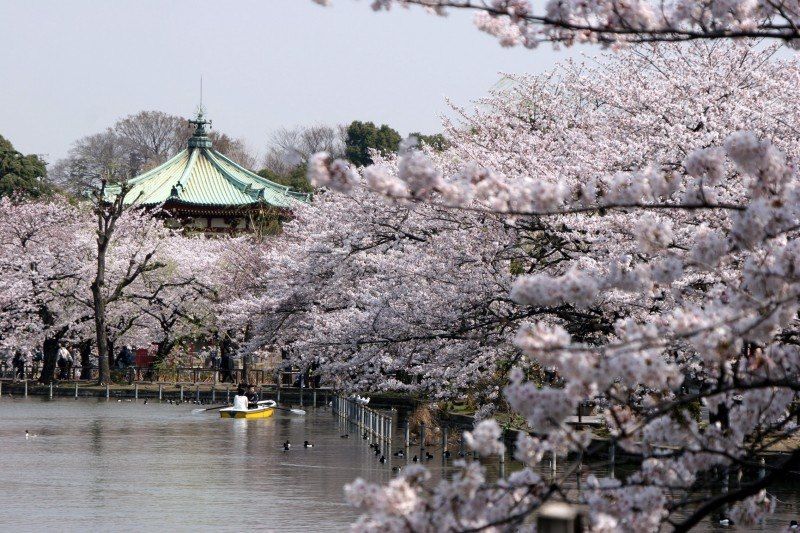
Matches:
[195,384,200,402]
[404,422,410,450]
[134,383,138,400]
[180,384,184,402]
[49,382,53,399]
[442,427,449,464]
[609,441,616,479]
[499,430,506,477]
[24,379,28,397]
[551,450,557,481]
[419,423,426,459]
[106,383,110,400]
[387,416,393,458]
[158,384,163,401]
[75,382,78,398]
[212,387,216,403]
[313,389,317,408]
[226,385,230,403]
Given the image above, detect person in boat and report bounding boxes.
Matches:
[246,384,259,409]
[232,385,249,411]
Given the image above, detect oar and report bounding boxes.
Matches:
[258,400,306,416]
[197,404,231,412]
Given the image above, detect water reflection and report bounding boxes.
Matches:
[0,397,798,531]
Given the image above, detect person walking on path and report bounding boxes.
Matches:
[32,348,43,378]
[57,344,72,380]
[12,350,26,381]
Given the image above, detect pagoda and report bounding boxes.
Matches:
[119,110,309,232]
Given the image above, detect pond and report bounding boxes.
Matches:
[1,397,799,532]
[0,397,392,532]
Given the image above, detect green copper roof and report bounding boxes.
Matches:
[120,112,310,208]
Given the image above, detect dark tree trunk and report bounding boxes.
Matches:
[242,324,252,384]
[79,340,93,380]
[221,335,235,383]
[39,336,59,384]
[107,334,115,371]
[93,246,110,384]
[155,339,174,364]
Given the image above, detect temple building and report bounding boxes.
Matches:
[118,111,309,232]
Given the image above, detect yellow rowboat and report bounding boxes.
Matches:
[219,400,276,419]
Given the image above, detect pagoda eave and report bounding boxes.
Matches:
[153,200,294,217]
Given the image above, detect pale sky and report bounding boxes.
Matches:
[0,0,582,165]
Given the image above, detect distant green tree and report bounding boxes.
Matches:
[344,121,401,166]
[257,165,314,194]
[409,132,449,152]
[0,135,50,198]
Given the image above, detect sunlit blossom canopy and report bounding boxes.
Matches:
[114,111,310,208]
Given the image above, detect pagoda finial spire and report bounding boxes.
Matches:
[188,76,212,148]
[188,100,212,149]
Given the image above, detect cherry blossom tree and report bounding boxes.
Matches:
[0,189,226,383]
[125,234,223,364]
[282,42,800,530]
[0,197,92,383]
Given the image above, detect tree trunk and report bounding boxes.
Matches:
[242,354,250,385]
[79,340,93,380]
[155,339,174,364]
[242,324,252,383]
[93,256,109,384]
[39,336,59,384]
[221,335,235,383]
[107,333,115,371]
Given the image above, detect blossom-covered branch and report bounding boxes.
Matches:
[316,0,800,48]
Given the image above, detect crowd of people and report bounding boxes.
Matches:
[2,343,284,386]
[200,348,237,383]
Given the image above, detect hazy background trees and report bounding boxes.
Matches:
[343,120,402,166]
[1,111,445,200]
[47,110,256,193]
[259,120,446,193]
[0,135,50,198]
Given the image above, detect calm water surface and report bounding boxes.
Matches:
[2,397,800,532]
[0,397,397,532]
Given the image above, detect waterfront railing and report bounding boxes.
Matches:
[332,395,394,456]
